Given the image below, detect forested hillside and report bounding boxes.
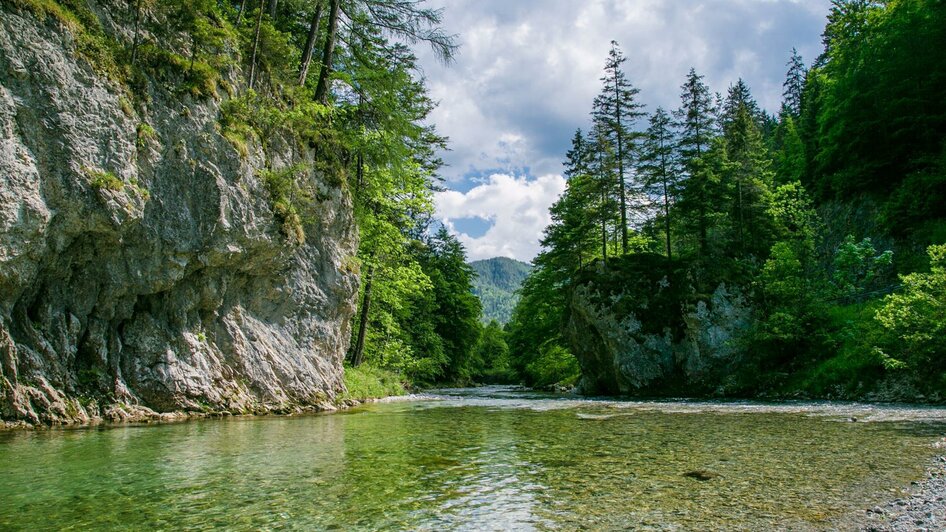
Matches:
[469,257,532,324]
[0,0,495,421]
[508,0,946,399]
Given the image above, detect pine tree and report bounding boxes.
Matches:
[563,128,590,179]
[639,107,679,260]
[725,104,775,257]
[587,125,620,265]
[591,41,645,255]
[297,0,324,86]
[720,79,763,138]
[541,131,599,272]
[674,68,717,256]
[782,48,806,117]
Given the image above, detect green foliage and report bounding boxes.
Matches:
[407,228,483,384]
[785,302,885,397]
[137,44,220,98]
[831,235,894,298]
[506,262,575,387]
[756,242,824,354]
[472,321,515,384]
[768,181,820,248]
[812,0,946,232]
[220,90,340,169]
[136,122,157,149]
[85,168,124,191]
[341,364,406,401]
[258,164,314,245]
[873,244,946,372]
[524,344,580,389]
[13,0,126,82]
[469,257,532,324]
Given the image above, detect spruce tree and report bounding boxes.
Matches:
[591,41,645,255]
[725,104,774,257]
[674,68,717,256]
[720,79,763,138]
[639,107,679,260]
[782,48,806,117]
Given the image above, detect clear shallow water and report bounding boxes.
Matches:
[2,387,946,530]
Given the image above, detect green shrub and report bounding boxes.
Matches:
[341,364,406,402]
[525,344,580,388]
[85,168,124,191]
[136,44,219,99]
[874,244,946,371]
[832,235,894,298]
[258,164,313,245]
[13,0,127,83]
[12,0,83,30]
[784,302,885,397]
[136,122,157,149]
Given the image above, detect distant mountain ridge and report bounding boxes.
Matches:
[469,257,533,325]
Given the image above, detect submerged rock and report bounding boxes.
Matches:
[0,4,358,424]
[683,470,720,481]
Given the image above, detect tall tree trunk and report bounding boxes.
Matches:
[695,129,706,257]
[699,200,707,257]
[351,265,374,367]
[297,0,323,86]
[600,187,608,266]
[663,177,672,261]
[737,177,745,255]
[614,69,628,255]
[248,0,265,89]
[267,0,278,19]
[314,0,340,104]
[130,0,143,67]
[236,0,247,23]
[356,153,364,190]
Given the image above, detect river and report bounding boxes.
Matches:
[2,386,946,530]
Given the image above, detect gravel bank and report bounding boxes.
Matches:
[860,452,946,531]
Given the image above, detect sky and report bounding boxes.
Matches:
[415,0,831,263]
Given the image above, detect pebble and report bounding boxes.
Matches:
[858,455,946,531]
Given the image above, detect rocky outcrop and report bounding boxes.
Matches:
[564,255,753,395]
[0,4,358,424]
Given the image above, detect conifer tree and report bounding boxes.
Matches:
[674,68,717,256]
[639,107,679,260]
[725,104,775,257]
[720,79,763,138]
[782,47,806,117]
[591,41,645,255]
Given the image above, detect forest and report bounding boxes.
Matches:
[7,0,507,392]
[505,0,946,399]
[10,0,944,400]
[5,0,946,528]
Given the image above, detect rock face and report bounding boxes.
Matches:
[564,255,753,395]
[0,5,358,424]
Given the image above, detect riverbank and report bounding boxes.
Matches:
[1,364,408,430]
[858,450,946,531]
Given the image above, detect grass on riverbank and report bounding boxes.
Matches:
[341,364,407,402]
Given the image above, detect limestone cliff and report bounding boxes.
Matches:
[0,3,359,424]
[564,255,753,395]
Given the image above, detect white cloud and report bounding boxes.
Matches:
[416,0,831,261]
[419,0,830,181]
[435,174,567,262]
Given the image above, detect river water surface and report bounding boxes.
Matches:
[2,386,946,530]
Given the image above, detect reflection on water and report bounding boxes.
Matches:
[1,386,945,530]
